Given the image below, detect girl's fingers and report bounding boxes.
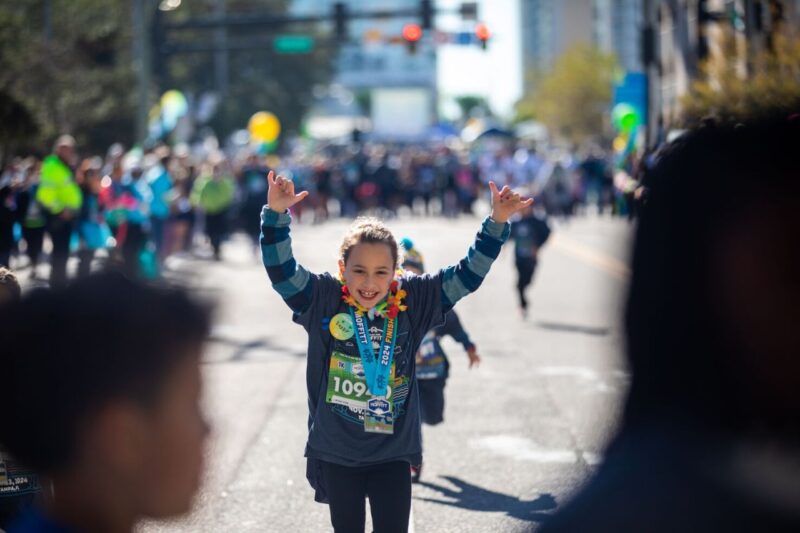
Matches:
[296,190,310,201]
[488,181,499,197]
[500,192,517,202]
[521,197,534,208]
[267,170,277,186]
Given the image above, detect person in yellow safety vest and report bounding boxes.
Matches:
[191,161,234,261]
[36,135,82,287]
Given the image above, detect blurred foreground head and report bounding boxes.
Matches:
[541,115,800,532]
[625,115,800,434]
[0,272,211,525]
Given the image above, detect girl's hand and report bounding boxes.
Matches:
[267,171,309,213]
[467,347,481,369]
[489,181,533,223]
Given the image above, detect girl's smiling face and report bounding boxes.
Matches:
[340,242,396,309]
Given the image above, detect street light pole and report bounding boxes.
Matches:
[214,0,229,95]
[133,0,152,144]
[642,0,661,148]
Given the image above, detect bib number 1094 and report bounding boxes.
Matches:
[327,351,393,410]
[331,376,368,398]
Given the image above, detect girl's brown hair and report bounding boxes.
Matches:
[339,217,402,268]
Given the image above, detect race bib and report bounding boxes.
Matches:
[326,351,395,411]
[416,334,446,380]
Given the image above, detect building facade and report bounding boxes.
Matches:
[291,0,438,138]
[646,0,800,138]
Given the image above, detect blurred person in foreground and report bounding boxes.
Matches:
[0,267,42,530]
[540,115,800,532]
[0,272,211,533]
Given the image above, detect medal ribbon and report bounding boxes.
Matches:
[349,306,397,397]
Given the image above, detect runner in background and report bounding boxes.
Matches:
[510,201,551,318]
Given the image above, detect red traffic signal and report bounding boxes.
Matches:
[402,23,423,42]
[402,23,422,54]
[475,22,490,50]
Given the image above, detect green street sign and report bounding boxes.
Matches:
[273,35,315,54]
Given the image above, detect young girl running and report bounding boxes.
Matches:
[261,171,531,533]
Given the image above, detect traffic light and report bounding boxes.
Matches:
[421,0,433,30]
[402,23,422,54]
[475,22,490,50]
[333,2,347,42]
[697,0,711,59]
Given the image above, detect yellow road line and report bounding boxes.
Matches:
[550,235,631,281]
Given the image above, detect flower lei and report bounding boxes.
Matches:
[339,270,408,320]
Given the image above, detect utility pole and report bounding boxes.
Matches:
[642,0,660,148]
[214,0,229,95]
[133,0,151,144]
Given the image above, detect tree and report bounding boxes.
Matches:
[158,0,334,142]
[0,90,38,167]
[515,45,618,146]
[0,0,136,154]
[0,0,333,156]
[681,27,800,123]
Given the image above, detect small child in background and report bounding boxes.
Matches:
[400,240,481,483]
[0,272,211,533]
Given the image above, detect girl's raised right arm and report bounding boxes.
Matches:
[260,171,312,314]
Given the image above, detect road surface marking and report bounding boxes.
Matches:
[550,235,631,281]
[472,435,578,464]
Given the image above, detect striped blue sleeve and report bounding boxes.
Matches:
[260,205,314,315]
[439,216,510,312]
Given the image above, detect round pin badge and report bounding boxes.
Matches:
[329,313,355,340]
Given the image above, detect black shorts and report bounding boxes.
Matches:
[418,377,446,425]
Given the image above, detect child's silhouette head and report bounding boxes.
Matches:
[0,272,211,529]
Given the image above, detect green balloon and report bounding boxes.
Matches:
[620,112,639,132]
[612,103,640,132]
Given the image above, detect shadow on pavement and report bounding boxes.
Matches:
[535,321,610,337]
[416,475,557,523]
